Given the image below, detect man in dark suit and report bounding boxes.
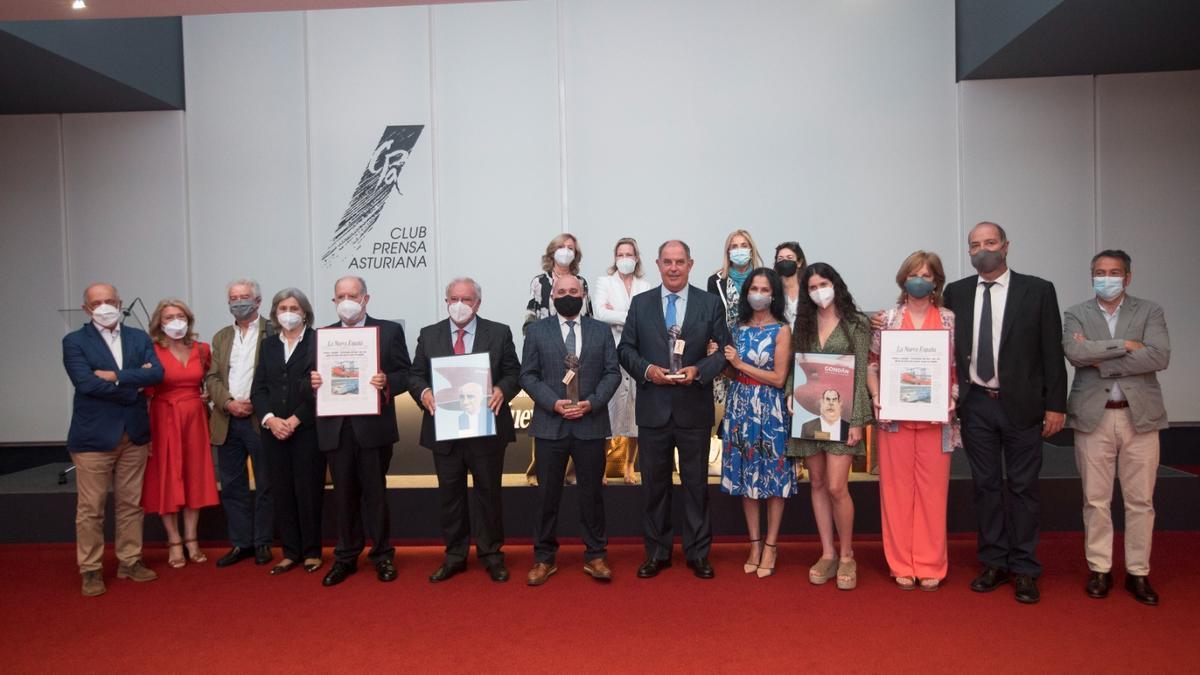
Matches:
[62,282,164,596]
[409,277,521,583]
[618,240,730,579]
[310,275,411,587]
[799,389,850,442]
[520,274,621,586]
[943,221,1067,604]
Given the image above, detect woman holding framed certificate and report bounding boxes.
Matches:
[787,263,872,591]
[866,251,961,592]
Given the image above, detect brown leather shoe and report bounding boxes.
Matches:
[116,560,158,582]
[526,562,557,586]
[583,558,613,581]
[81,570,106,597]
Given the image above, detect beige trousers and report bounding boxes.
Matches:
[1074,408,1158,575]
[71,435,150,573]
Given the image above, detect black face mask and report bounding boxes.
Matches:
[774,260,798,277]
[553,295,584,318]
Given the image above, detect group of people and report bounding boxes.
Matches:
[62,221,1169,608]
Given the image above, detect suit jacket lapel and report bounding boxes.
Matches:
[648,285,670,343]
[679,285,700,338]
[998,273,1026,352]
[1112,296,1137,339]
[470,319,487,355]
[85,323,121,370]
[960,275,978,351]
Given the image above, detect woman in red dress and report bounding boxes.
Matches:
[144,299,220,568]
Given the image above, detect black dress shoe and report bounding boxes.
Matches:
[1086,571,1113,599]
[254,545,273,565]
[428,562,466,583]
[1014,574,1040,604]
[637,558,672,579]
[216,547,254,568]
[270,561,298,576]
[375,559,397,582]
[969,566,1010,593]
[322,562,357,587]
[1125,574,1159,606]
[486,562,509,583]
[686,557,715,579]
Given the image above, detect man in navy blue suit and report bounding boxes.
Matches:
[62,283,164,597]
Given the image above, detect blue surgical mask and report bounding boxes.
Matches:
[1093,276,1124,301]
[904,277,935,299]
[729,248,752,267]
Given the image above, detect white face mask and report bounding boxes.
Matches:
[809,286,835,308]
[277,311,304,331]
[553,247,576,267]
[336,299,363,323]
[747,293,772,311]
[90,303,122,328]
[448,301,475,325]
[615,257,637,275]
[163,319,188,340]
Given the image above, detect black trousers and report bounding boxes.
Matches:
[533,435,607,564]
[327,420,393,566]
[432,436,505,566]
[639,422,712,561]
[215,416,273,548]
[264,428,326,563]
[961,386,1045,577]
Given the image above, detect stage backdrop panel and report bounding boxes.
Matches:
[306,6,439,330]
[1095,70,1200,423]
[0,116,72,442]
[183,11,312,342]
[560,0,960,312]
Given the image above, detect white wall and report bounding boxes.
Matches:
[2,1,1197,443]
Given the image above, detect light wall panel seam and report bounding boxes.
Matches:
[428,4,443,320]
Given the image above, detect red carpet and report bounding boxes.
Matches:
[3,533,1199,673]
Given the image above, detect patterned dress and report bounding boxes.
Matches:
[721,323,797,499]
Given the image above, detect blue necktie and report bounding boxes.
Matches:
[565,320,577,355]
[665,293,679,329]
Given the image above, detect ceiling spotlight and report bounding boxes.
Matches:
[72,0,87,9]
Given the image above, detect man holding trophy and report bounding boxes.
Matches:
[618,240,730,579]
[520,274,622,586]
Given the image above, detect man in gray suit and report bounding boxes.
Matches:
[520,274,621,586]
[1063,249,1170,606]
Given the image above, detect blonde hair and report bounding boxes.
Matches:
[149,298,198,347]
[606,237,644,277]
[541,233,582,274]
[894,250,947,306]
[717,229,764,277]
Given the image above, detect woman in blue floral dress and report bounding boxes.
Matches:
[720,268,795,578]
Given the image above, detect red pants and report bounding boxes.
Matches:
[878,423,951,580]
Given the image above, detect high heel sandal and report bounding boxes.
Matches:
[920,577,941,592]
[167,540,186,569]
[895,576,917,591]
[756,543,777,578]
[836,555,857,591]
[183,539,208,564]
[809,556,836,585]
[743,538,763,574]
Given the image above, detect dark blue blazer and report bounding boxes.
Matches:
[617,284,730,429]
[62,323,164,452]
[520,315,620,441]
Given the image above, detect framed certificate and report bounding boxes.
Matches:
[878,329,952,423]
[791,353,856,443]
[315,326,381,417]
[430,352,496,441]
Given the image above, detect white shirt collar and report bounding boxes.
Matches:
[661,284,690,300]
[93,321,120,337]
[1097,297,1124,317]
[558,314,582,327]
[978,268,1011,288]
[449,316,477,336]
[341,315,367,328]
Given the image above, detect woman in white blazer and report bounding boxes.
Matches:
[593,237,654,484]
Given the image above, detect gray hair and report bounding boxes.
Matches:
[269,287,315,329]
[658,239,692,259]
[334,275,367,295]
[82,282,119,304]
[445,277,482,300]
[225,278,261,299]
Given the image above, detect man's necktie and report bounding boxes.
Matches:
[565,320,577,355]
[666,293,679,329]
[454,329,466,355]
[976,281,997,382]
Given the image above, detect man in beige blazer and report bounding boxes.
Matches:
[206,279,274,567]
[1063,250,1169,606]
